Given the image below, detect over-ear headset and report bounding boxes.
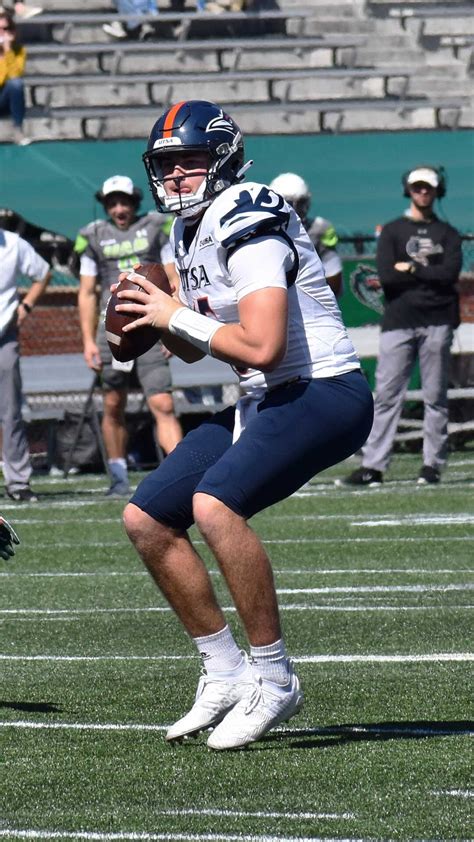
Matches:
[94,186,143,207]
[401,165,447,199]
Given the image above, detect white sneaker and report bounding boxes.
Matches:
[103,21,128,39]
[13,128,32,146]
[207,664,304,750]
[166,660,254,743]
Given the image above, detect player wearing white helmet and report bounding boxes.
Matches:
[269,172,343,298]
[116,100,373,750]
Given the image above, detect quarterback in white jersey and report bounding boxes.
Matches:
[170,180,358,395]
[116,100,373,751]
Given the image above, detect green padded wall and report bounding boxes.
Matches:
[1,130,473,240]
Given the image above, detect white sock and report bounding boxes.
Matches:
[108,458,128,483]
[193,625,244,674]
[250,639,290,686]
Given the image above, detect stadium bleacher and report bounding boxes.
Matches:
[0,0,471,142]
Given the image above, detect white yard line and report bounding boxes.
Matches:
[0,566,471,578]
[0,831,360,842]
[0,652,471,663]
[1,583,471,617]
[276,584,473,594]
[1,602,472,618]
[431,789,474,798]
[157,809,355,820]
[1,719,471,739]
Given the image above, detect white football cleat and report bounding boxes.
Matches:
[166,661,254,743]
[207,663,304,751]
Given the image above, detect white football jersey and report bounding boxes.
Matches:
[170,181,359,395]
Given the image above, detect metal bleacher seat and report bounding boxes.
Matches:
[5,1,471,140]
[20,352,239,422]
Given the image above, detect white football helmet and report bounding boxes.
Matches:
[269,172,311,220]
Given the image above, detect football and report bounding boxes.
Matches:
[105,263,172,362]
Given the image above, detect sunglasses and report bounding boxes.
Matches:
[410,183,436,193]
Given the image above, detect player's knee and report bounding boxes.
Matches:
[123,503,146,544]
[123,502,176,555]
[193,493,228,538]
[147,392,174,415]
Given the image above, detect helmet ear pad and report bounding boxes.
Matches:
[401,166,446,199]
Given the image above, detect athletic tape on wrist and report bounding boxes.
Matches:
[168,307,221,356]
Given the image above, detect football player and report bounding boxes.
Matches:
[76,175,183,496]
[0,516,20,560]
[269,172,344,298]
[116,100,374,750]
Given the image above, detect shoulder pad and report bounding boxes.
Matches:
[74,219,105,253]
[212,182,290,249]
[83,219,104,232]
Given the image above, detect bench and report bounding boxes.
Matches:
[18,8,311,41]
[20,352,240,422]
[366,1,474,29]
[24,66,412,109]
[24,34,368,74]
[16,93,467,140]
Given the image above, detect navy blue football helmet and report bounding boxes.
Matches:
[143,100,246,218]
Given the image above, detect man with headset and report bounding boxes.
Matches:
[341,164,462,486]
[76,174,182,496]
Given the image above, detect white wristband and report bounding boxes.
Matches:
[168,307,221,356]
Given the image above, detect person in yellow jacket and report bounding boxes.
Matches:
[0,9,30,144]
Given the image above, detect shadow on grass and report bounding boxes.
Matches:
[263,720,474,750]
[0,700,62,713]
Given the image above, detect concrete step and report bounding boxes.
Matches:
[1,95,469,144]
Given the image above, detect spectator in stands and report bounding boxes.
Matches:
[75,174,182,497]
[0,514,19,558]
[340,165,462,487]
[103,0,158,41]
[0,228,51,502]
[0,8,30,145]
[117,99,373,750]
[269,172,343,298]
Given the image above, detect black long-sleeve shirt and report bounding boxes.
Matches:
[376,214,462,331]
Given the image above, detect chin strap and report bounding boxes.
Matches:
[236,160,254,181]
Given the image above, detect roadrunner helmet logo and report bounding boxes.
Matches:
[206,111,237,135]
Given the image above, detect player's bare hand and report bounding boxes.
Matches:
[394,262,413,273]
[116,275,182,332]
[83,341,102,371]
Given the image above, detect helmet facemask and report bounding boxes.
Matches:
[144,132,245,219]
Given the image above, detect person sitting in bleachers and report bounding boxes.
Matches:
[0,8,30,144]
[103,0,158,41]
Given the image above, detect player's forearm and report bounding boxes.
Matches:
[210,322,286,372]
[22,271,52,310]
[161,330,206,363]
[78,289,98,343]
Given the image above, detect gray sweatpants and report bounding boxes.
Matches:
[362,324,454,472]
[0,326,32,492]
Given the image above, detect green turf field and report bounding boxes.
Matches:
[1,451,472,841]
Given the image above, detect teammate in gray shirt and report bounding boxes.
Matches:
[76,174,182,496]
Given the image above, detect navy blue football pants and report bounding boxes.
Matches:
[131,369,374,530]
